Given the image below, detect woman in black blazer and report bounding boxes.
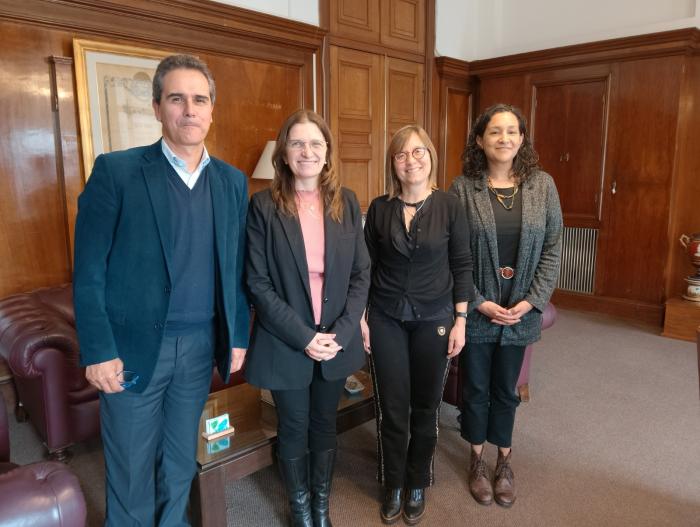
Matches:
[362,125,475,525]
[245,109,370,527]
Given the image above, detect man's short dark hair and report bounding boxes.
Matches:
[152,54,216,104]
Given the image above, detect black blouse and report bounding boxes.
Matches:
[364,190,475,320]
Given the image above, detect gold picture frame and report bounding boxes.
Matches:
[73,38,172,179]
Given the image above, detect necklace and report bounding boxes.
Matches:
[295,190,322,219]
[401,191,432,229]
[487,178,519,210]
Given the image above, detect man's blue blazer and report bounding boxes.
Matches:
[73,141,250,392]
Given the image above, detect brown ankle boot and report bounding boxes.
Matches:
[494,450,516,507]
[468,448,493,505]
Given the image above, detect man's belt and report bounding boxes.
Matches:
[498,266,515,280]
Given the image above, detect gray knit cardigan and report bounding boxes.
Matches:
[449,170,563,346]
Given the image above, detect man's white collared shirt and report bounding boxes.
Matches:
[161,139,211,189]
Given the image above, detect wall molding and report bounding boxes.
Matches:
[469,28,700,77]
[551,290,664,327]
[0,0,325,56]
[435,56,469,79]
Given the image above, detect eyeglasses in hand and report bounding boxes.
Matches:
[117,370,139,389]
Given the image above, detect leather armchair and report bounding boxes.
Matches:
[0,284,244,459]
[0,392,87,527]
[442,302,557,406]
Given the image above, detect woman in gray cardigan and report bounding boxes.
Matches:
[450,104,562,508]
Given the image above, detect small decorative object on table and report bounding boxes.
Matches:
[202,413,235,441]
[344,374,365,395]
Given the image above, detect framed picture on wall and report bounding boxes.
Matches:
[73,38,172,179]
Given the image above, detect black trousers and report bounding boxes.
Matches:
[459,341,526,448]
[271,361,346,459]
[368,308,452,489]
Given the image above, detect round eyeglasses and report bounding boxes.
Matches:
[286,140,328,152]
[393,147,428,163]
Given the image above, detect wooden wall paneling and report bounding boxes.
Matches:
[49,56,83,271]
[664,54,700,299]
[381,0,425,54]
[0,1,320,298]
[203,53,310,196]
[329,0,380,44]
[0,23,73,297]
[440,86,471,189]
[0,0,325,59]
[476,74,529,114]
[329,46,384,209]
[434,57,471,190]
[530,66,611,228]
[468,28,700,78]
[385,57,424,190]
[596,56,683,304]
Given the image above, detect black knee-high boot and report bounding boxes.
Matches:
[278,454,314,527]
[310,449,336,527]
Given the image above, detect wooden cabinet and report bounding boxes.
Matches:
[329,47,384,209]
[329,47,424,206]
[531,67,610,228]
[381,0,426,53]
[330,0,380,43]
[327,0,429,206]
[330,0,425,54]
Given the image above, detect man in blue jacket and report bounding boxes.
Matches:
[73,54,249,526]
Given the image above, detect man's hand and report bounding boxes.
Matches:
[86,357,125,394]
[230,348,247,373]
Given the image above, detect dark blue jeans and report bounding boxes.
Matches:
[459,341,525,448]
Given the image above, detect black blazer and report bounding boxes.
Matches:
[244,188,370,390]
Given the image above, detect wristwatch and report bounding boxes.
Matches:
[455,311,467,320]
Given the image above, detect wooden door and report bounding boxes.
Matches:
[329,46,384,209]
[596,57,682,304]
[532,77,609,228]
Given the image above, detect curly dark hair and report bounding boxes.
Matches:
[461,103,539,181]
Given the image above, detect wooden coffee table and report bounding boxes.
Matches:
[190,370,374,527]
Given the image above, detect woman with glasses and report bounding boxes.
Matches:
[361,124,474,525]
[450,104,562,508]
[245,109,370,527]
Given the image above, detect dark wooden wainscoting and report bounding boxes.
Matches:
[0,0,322,298]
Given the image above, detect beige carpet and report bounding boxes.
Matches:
[7,308,700,526]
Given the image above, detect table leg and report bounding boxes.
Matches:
[191,469,227,527]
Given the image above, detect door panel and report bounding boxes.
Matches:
[329,46,384,209]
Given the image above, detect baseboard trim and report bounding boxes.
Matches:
[551,290,664,327]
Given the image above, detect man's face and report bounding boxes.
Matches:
[152,68,213,151]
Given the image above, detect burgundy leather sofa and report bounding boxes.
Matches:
[442,302,557,406]
[0,391,87,526]
[0,284,244,459]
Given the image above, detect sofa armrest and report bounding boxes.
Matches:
[0,462,87,527]
[0,392,8,463]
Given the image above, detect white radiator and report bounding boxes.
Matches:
[557,226,598,294]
